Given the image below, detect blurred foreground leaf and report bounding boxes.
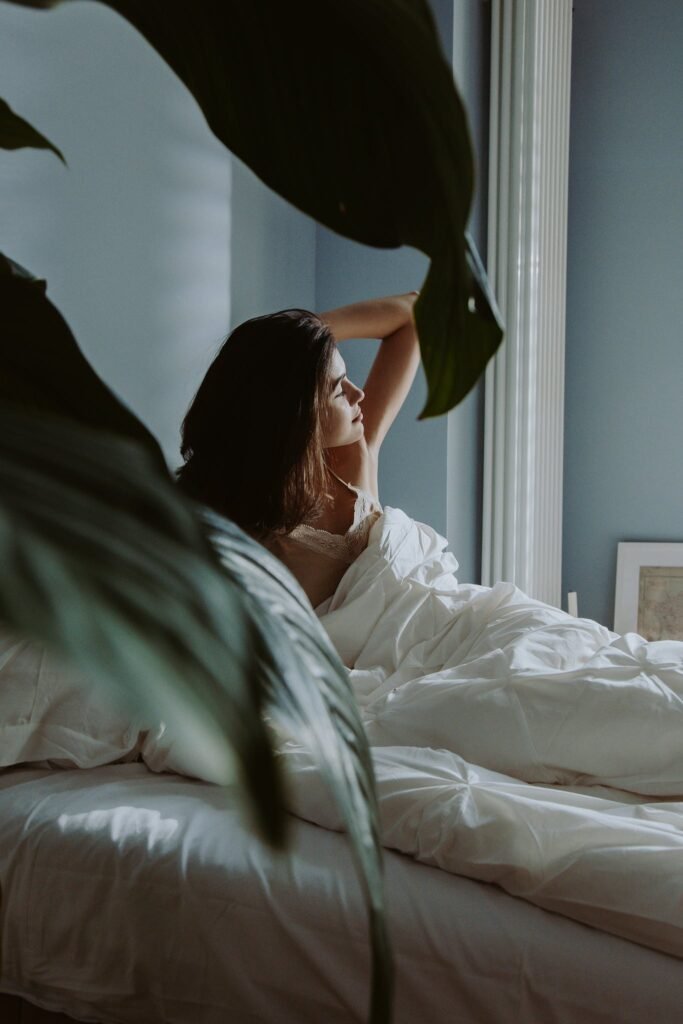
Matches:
[207,512,392,1024]
[3,0,503,416]
[0,254,165,468]
[0,256,392,1022]
[0,95,65,162]
[0,405,287,843]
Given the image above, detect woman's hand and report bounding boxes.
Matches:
[319,292,419,343]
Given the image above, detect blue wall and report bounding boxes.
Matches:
[563,0,683,627]
[0,3,234,469]
[1,1,489,576]
[447,0,489,584]
[229,158,316,330]
[316,0,489,580]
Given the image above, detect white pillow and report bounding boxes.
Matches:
[0,626,148,769]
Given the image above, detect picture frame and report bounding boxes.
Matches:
[614,542,683,639]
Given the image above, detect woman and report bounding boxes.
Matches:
[177,291,421,609]
[175,297,683,968]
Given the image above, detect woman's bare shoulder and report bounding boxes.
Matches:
[330,437,379,502]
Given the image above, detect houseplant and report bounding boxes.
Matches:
[0,3,503,1020]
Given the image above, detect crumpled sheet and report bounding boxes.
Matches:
[278,506,683,959]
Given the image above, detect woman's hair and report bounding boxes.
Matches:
[176,308,336,537]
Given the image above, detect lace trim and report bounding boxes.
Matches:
[291,509,382,563]
[288,483,382,563]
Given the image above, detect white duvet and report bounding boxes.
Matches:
[276,507,683,960]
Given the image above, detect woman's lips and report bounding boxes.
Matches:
[353,410,363,422]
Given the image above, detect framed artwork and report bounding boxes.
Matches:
[614,543,683,639]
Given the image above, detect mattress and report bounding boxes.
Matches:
[0,763,681,1024]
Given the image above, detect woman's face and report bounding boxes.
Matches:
[321,347,365,448]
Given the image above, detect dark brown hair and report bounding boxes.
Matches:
[176,309,336,537]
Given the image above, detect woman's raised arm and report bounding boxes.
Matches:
[319,292,421,453]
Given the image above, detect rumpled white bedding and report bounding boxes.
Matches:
[5,763,683,1024]
[278,507,683,960]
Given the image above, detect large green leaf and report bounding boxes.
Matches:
[0,404,287,842]
[0,95,65,162]
[0,405,392,1022]
[206,511,392,1024]
[0,254,166,469]
[3,0,503,413]
[417,232,505,417]
[105,0,502,414]
[0,261,392,1020]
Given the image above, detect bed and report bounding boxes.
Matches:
[1,761,683,1024]
[2,505,683,1022]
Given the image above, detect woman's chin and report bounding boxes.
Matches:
[330,422,365,449]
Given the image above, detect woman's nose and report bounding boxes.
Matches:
[353,383,365,402]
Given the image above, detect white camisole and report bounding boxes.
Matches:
[264,469,383,609]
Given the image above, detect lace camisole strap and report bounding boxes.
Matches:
[262,467,382,609]
[286,467,383,565]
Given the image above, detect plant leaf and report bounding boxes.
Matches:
[100,0,499,413]
[0,405,392,1022]
[3,0,503,411]
[205,510,392,1024]
[0,253,166,470]
[0,96,65,163]
[0,255,392,1018]
[417,232,505,417]
[0,404,288,843]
